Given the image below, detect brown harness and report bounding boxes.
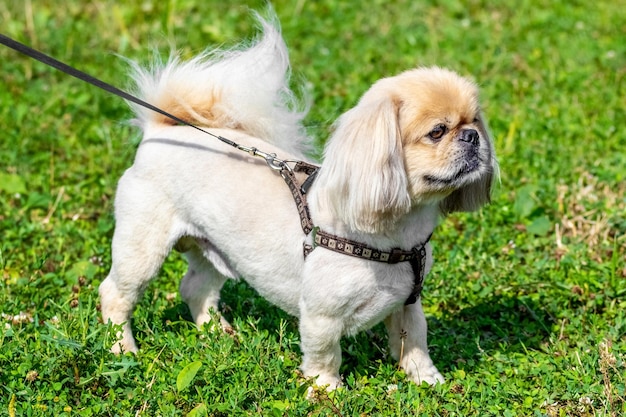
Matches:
[280,161,430,305]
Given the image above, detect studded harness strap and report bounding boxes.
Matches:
[280,162,430,305]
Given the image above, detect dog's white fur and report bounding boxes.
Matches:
[99,16,497,389]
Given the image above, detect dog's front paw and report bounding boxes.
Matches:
[305,375,343,400]
[302,371,343,398]
[110,333,138,355]
[315,374,343,390]
[406,364,445,386]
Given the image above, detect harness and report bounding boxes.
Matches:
[278,160,430,305]
[0,33,430,305]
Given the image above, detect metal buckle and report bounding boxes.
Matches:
[237,145,288,171]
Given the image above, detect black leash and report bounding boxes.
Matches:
[0,33,287,169]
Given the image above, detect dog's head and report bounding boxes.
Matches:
[317,67,497,233]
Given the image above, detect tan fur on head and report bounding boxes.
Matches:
[392,67,497,212]
[315,66,497,234]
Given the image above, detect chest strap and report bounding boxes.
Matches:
[279,162,430,305]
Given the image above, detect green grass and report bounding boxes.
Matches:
[1,0,625,415]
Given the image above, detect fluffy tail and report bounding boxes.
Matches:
[128,13,310,156]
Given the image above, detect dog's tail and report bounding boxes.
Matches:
[128,13,310,156]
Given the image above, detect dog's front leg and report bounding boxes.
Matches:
[384,300,444,385]
[299,310,343,390]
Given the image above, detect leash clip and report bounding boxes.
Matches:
[238,145,287,172]
[265,154,288,171]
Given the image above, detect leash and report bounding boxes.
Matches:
[0,33,288,172]
[0,33,429,304]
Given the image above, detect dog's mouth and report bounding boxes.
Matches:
[423,154,483,187]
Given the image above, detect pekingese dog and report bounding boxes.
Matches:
[99,15,497,389]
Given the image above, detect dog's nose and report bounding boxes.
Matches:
[460,129,479,146]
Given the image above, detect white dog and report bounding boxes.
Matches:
[99,16,497,389]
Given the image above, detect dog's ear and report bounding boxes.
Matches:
[317,97,411,233]
[440,114,497,214]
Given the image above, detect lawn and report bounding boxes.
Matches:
[1,0,624,416]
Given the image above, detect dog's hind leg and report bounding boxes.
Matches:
[99,234,170,353]
[179,242,234,332]
[99,177,177,354]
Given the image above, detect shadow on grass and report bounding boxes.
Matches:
[428,295,554,373]
[336,295,556,380]
[150,280,554,381]
[155,279,299,337]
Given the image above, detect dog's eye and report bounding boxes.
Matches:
[429,124,447,140]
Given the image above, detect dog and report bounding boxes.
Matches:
[99,15,497,389]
